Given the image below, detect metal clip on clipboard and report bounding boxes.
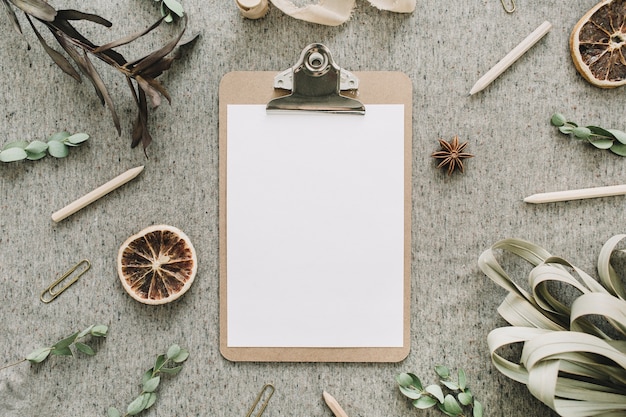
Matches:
[267,43,365,114]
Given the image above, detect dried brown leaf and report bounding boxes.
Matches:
[80,51,121,135]
[2,0,23,35]
[56,9,112,27]
[92,17,164,54]
[26,14,81,82]
[135,75,162,108]
[9,0,55,21]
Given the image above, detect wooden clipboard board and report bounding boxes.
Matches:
[218,45,412,362]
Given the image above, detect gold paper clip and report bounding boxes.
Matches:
[245,384,275,417]
[501,0,516,13]
[40,259,90,303]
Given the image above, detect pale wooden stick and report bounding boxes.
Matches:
[524,184,626,204]
[323,391,350,417]
[51,166,144,222]
[469,21,552,95]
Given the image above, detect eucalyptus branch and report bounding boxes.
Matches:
[396,366,483,417]
[0,324,108,371]
[550,113,626,156]
[107,344,189,417]
[4,0,197,153]
[0,131,88,162]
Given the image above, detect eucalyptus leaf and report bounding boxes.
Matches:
[143,376,161,393]
[67,132,89,144]
[145,392,157,409]
[48,131,70,142]
[473,400,483,417]
[399,385,421,400]
[2,140,28,150]
[51,346,73,356]
[142,368,154,385]
[107,407,121,417]
[90,324,108,337]
[442,395,463,415]
[550,113,566,127]
[53,332,79,350]
[158,365,182,375]
[396,372,417,388]
[75,342,95,356]
[572,126,592,139]
[166,344,181,360]
[441,380,459,390]
[154,354,167,371]
[413,396,438,409]
[163,0,184,16]
[77,325,95,339]
[47,140,69,158]
[25,347,51,363]
[127,393,150,415]
[0,147,27,162]
[425,384,445,403]
[458,391,472,405]
[610,142,626,156]
[24,140,48,153]
[589,139,613,149]
[25,151,47,160]
[435,365,450,379]
[458,369,467,390]
[558,125,574,135]
[607,129,626,144]
[172,348,189,363]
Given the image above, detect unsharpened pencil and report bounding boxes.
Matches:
[51,166,144,222]
[524,184,626,204]
[469,20,552,95]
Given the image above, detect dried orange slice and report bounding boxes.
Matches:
[570,0,626,88]
[117,225,197,305]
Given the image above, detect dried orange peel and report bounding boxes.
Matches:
[570,0,626,88]
[117,225,197,305]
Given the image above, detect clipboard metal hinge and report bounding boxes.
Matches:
[267,44,365,114]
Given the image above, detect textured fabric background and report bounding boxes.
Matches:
[0,1,621,416]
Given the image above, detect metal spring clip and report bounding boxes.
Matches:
[245,384,275,417]
[40,259,91,303]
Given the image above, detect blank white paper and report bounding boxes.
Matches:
[226,104,405,347]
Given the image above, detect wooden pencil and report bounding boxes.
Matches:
[524,184,626,204]
[469,21,552,95]
[51,166,144,222]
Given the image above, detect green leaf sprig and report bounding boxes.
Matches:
[396,366,483,417]
[0,324,108,371]
[0,131,89,162]
[153,0,185,22]
[107,344,189,417]
[550,113,626,156]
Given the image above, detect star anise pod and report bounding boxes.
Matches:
[3,0,197,154]
[431,135,474,175]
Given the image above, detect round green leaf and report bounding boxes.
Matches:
[24,140,48,154]
[26,151,47,160]
[398,385,421,400]
[441,380,459,390]
[25,347,51,363]
[0,147,27,162]
[143,376,161,393]
[107,407,121,417]
[425,384,445,403]
[435,365,450,379]
[458,391,472,406]
[163,0,184,16]
[48,131,70,142]
[572,126,591,139]
[558,125,574,134]
[2,141,28,151]
[145,392,157,409]
[458,369,467,390]
[172,348,189,363]
[166,344,181,360]
[127,393,150,415]
[396,373,414,387]
[47,140,69,158]
[66,132,89,145]
[610,142,626,156]
[442,394,463,415]
[608,129,626,144]
[75,342,95,356]
[550,113,566,127]
[473,400,483,417]
[413,396,437,409]
[589,139,613,149]
[90,324,108,337]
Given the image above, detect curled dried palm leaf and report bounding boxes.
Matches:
[479,236,626,417]
[5,2,197,153]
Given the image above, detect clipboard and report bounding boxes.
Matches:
[219,44,412,362]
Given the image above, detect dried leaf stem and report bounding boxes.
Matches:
[3,0,197,153]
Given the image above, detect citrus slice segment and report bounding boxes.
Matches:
[117,225,197,305]
[570,0,626,88]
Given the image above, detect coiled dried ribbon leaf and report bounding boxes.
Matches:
[235,0,415,26]
[478,236,626,417]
